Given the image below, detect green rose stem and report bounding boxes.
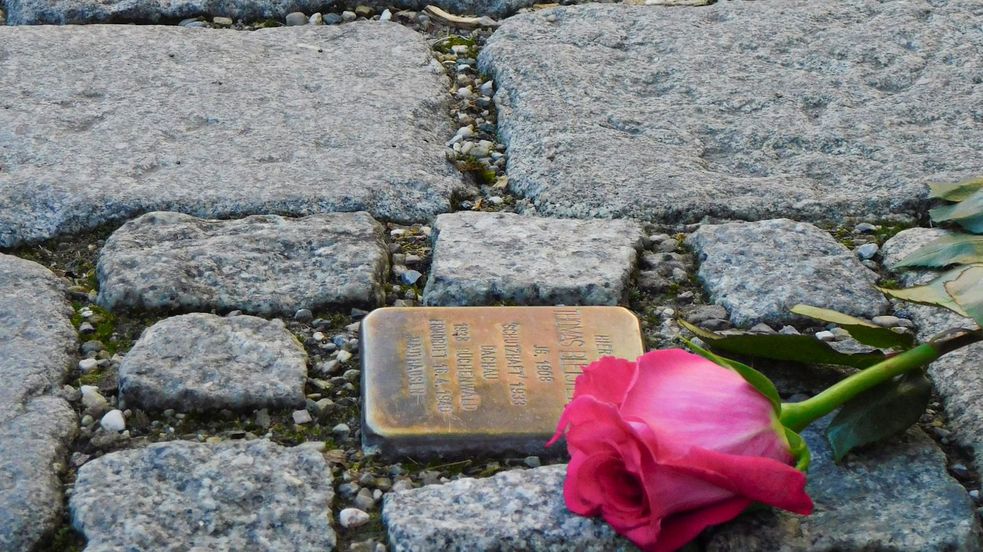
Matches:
[780,328,983,432]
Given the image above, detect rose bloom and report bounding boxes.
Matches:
[548,350,813,552]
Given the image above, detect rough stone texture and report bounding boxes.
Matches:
[707,419,981,551]
[3,0,537,23]
[0,254,78,551]
[119,313,308,412]
[97,211,389,314]
[0,397,77,552]
[0,24,466,247]
[384,464,634,551]
[479,1,983,223]
[71,439,335,551]
[882,228,983,469]
[422,211,643,306]
[687,219,890,327]
[4,0,332,24]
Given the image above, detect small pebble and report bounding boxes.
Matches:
[855,243,879,260]
[332,423,351,440]
[292,409,313,425]
[212,16,233,26]
[100,409,126,432]
[294,308,314,323]
[401,270,423,285]
[285,12,308,25]
[815,330,836,341]
[379,9,392,21]
[854,222,878,234]
[339,508,371,529]
[324,13,342,24]
[337,350,353,363]
[872,315,902,328]
[78,358,99,373]
[309,12,323,24]
[341,10,356,21]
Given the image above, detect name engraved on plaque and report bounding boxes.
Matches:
[361,306,645,458]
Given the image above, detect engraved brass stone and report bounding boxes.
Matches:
[360,306,645,458]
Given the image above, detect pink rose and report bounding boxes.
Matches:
[548,350,813,552]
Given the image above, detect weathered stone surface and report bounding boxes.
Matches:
[98,211,389,314]
[4,0,534,23]
[0,254,77,415]
[0,254,78,550]
[882,228,983,469]
[119,313,308,412]
[423,212,643,306]
[4,0,329,23]
[707,419,981,551]
[479,2,982,223]
[384,465,634,551]
[0,397,77,552]
[71,439,335,551]
[687,219,890,327]
[0,24,465,247]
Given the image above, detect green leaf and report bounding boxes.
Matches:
[790,304,915,350]
[683,338,781,414]
[930,189,983,234]
[944,264,983,327]
[785,427,811,472]
[678,319,886,369]
[929,177,983,202]
[893,233,983,269]
[879,266,973,318]
[825,372,932,461]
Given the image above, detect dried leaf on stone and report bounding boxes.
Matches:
[893,234,983,269]
[879,266,973,319]
[929,177,983,202]
[943,264,983,327]
[790,304,915,350]
[678,319,885,369]
[930,189,983,234]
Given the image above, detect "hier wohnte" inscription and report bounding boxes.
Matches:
[361,306,644,458]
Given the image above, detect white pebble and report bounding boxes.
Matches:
[292,409,313,425]
[855,243,879,260]
[815,330,836,341]
[379,9,392,21]
[456,86,473,99]
[339,508,371,528]
[100,409,126,432]
[479,80,494,96]
[337,350,353,363]
[78,358,99,373]
[309,12,323,24]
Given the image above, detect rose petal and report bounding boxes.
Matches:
[550,396,648,474]
[573,356,638,407]
[661,445,813,515]
[621,350,789,461]
[652,497,751,552]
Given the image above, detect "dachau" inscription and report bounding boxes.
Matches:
[361,306,645,458]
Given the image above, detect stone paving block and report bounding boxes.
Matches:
[687,219,890,327]
[706,420,981,551]
[70,439,335,551]
[0,253,78,551]
[0,24,466,247]
[422,211,644,306]
[97,211,389,314]
[383,465,634,551]
[0,397,77,552]
[478,2,982,223]
[119,313,308,412]
[882,228,983,470]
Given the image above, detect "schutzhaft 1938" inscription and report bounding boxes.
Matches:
[361,306,645,457]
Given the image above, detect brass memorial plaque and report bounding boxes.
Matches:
[360,306,645,458]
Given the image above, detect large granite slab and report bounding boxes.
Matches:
[707,420,980,551]
[70,439,336,551]
[0,254,78,551]
[423,212,644,306]
[882,228,983,470]
[687,219,890,327]
[97,211,389,314]
[478,1,983,223]
[4,0,332,24]
[0,24,465,247]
